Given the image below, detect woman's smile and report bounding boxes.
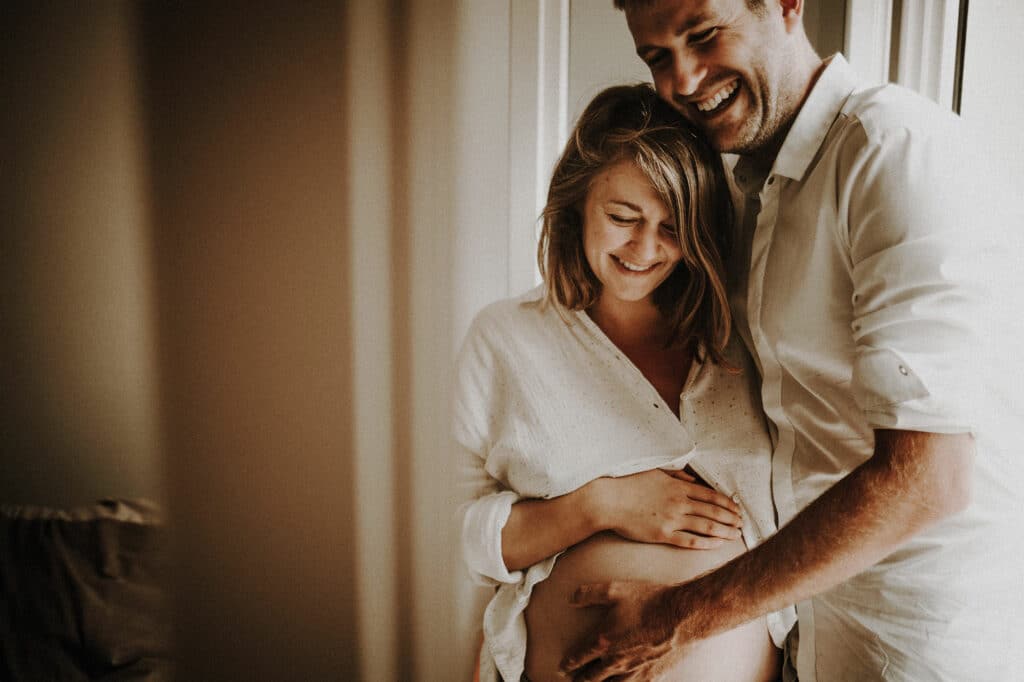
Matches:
[610,253,664,273]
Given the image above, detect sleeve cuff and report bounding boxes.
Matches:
[461,490,523,585]
[853,347,977,433]
[851,347,929,411]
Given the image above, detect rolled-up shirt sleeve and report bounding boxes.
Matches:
[453,313,523,585]
[459,483,522,585]
[843,118,985,434]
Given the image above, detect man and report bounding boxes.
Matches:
[561,1,1024,680]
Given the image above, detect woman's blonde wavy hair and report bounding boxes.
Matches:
[537,83,735,365]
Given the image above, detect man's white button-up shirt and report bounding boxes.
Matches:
[730,55,1024,681]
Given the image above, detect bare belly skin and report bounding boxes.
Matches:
[524,531,780,682]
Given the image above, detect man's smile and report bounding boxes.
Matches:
[694,77,740,113]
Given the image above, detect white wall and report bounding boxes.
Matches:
[568,1,652,124]
[957,0,1024,391]
[959,0,1024,180]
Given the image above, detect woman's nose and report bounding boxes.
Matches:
[632,224,661,259]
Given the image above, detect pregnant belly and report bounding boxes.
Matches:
[523,532,779,682]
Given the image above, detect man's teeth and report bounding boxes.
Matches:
[615,256,656,272]
[696,80,739,113]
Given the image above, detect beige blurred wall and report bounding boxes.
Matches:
[2,1,487,679]
[1,1,162,507]
[138,1,477,680]
[137,2,361,678]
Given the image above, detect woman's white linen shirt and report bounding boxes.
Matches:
[455,287,793,682]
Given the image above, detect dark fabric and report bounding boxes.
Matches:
[0,500,172,681]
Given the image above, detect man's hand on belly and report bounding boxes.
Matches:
[559,580,696,682]
[561,430,977,681]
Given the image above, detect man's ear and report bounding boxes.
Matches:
[778,0,804,32]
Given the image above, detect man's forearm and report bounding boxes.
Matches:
[667,429,975,639]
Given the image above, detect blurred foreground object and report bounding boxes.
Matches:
[0,499,171,681]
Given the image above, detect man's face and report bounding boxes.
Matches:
[625,0,801,156]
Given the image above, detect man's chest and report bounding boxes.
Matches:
[733,175,858,366]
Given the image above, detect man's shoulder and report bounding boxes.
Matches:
[841,82,961,145]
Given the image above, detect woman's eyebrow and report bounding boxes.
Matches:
[607,199,644,212]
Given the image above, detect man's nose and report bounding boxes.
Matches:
[672,51,707,97]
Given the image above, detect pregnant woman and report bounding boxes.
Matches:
[455,84,793,682]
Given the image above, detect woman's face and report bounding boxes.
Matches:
[582,158,683,308]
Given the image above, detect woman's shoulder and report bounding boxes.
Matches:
[459,285,580,377]
[467,285,561,337]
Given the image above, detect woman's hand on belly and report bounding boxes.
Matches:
[587,469,743,548]
[501,469,742,572]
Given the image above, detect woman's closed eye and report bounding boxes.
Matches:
[608,213,640,226]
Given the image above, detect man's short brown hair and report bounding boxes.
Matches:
[614,0,766,15]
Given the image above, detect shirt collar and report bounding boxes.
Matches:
[736,54,860,187]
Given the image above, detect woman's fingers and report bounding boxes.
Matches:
[683,497,742,527]
[605,469,747,545]
[678,479,742,516]
[666,532,730,549]
[662,468,696,482]
[669,513,743,540]
[666,489,741,528]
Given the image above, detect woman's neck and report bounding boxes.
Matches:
[587,295,670,349]
[587,294,693,417]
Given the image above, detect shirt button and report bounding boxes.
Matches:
[899,365,909,375]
